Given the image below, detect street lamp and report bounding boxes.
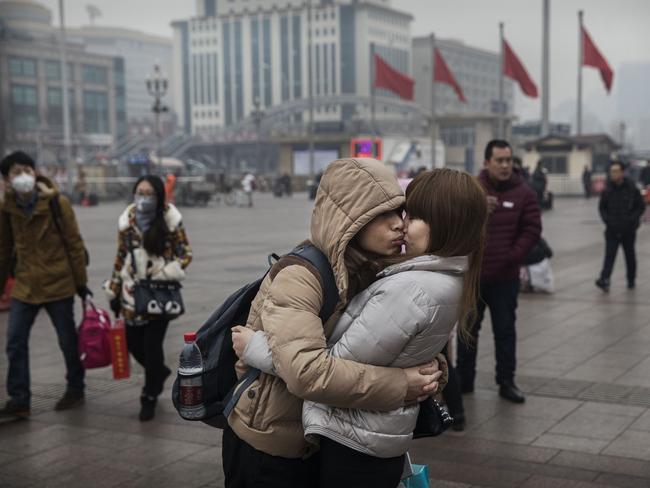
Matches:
[251,96,265,173]
[145,64,168,175]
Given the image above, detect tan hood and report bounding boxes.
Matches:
[310,158,404,300]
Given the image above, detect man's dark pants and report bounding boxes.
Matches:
[5,297,85,406]
[222,425,319,488]
[600,228,637,285]
[457,280,520,389]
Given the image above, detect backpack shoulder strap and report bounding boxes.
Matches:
[286,244,339,323]
[49,194,65,235]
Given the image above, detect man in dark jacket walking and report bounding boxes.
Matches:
[457,140,541,404]
[0,151,91,419]
[595,161,644,292]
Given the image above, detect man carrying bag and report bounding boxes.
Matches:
[0,151,91,419]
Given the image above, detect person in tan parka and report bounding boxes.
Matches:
[0,151,90,419]
[225,158,445,487]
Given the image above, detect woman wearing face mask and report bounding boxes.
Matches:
[103,175,192,421]
[236,169,487,487]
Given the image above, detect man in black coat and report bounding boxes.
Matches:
[596,161,645,292]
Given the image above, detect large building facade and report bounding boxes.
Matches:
[67,26,175,137]
[172,0,413,135]
[0,0,126,162]
[413,36,514,117]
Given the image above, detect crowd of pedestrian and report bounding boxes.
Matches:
[0,142,647,486]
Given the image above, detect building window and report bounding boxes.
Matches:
[292,14,302,99]
[9,57,37,78]
[281,15,290,101]
[46,87,75,133]
[82,65,108,85]
[263,18,272,107]
[540,155,568,174]
[45,61,74,81]
[83,91,109,133]
[11,84,39,131]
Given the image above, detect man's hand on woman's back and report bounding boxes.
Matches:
[404,359,443,404]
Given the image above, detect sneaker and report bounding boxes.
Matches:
[0,400,30,419]
[54,390,85,411]
[139,394,157,422]
[595,278,610,293]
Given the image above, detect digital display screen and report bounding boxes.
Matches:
[350,138,382,160]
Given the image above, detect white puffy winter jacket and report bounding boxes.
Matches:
[242,254,468,458]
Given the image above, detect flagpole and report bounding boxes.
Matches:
[498,22,505,139]
[370,42,377,158]
[577,10,584,135]
[541,0,550,136]
[307,0,315,178]
[430,33,437,168]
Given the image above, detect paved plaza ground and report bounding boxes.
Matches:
[1,192,650,487]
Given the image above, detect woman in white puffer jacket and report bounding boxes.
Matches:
[237,169,487,487]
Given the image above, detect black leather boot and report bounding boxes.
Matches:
[499,381,525,404]
[139,394,157,422]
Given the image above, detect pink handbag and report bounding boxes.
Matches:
[78,299,112,369]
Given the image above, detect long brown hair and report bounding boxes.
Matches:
[401,169,487,342]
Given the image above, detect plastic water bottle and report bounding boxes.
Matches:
[178,332,206,420]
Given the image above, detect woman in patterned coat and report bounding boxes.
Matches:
[104,175,192,421]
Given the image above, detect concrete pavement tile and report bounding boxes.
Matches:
[562,365,630,383]
[410,435,558,464]
[532,433,609,454]
[518,366,572,378]
[181,445,222,465]
[525,354,592,372]
[595,473,650,488]
[602,430,650,461]
[0,474,37,488]
[519,475,616,487]
[110,439,206,473]
[629,410,650,431]
[0,423,99,456]
[420,459,530,487]
[467,415,557,445]
[136,421,221,446]
[497,395,581,421]
[549,451,650,479]
[481,457,598,481]
[76,430,150,450]
[549,411,636,441]
[121,460,223,488]
[34,464,140,488]
[577,402,646,417]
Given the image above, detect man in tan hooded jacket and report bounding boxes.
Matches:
[224,159,444,487]
[0,151,90,419]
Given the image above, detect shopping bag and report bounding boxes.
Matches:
[78,300,112,369]
[108,318,130,379]
[401,464,430,488]
[528,258,554,294]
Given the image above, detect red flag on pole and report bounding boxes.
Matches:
[374,54,414,101]
[434,48,467,103]
[503,39,538,98]
[581,26,613,93]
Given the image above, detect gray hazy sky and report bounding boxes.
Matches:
[40,0,650,126]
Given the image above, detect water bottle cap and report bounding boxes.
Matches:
[184,332,197,343]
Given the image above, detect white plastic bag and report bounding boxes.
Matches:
[527,258,554,293]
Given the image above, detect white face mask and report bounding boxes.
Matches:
[11,173,36,194]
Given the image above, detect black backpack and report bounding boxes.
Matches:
[171,244,339,428]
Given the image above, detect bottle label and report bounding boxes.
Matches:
[180,375,204,407]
